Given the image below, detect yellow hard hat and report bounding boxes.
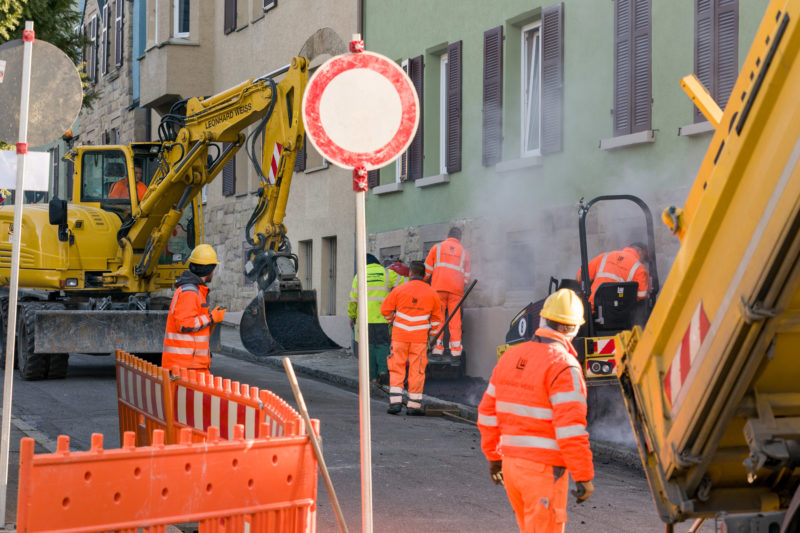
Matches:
[188,244,219,265]
[540,288,585,326]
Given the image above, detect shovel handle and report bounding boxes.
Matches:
[429,279,477,346]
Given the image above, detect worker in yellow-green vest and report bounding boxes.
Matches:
[349,253,405,385]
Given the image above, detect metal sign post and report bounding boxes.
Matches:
[301,34,419,533]
[0,21,34,525]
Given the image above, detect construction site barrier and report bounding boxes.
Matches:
[17,427,319,533]
[115,351,306,445]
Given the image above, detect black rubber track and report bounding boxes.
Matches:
[18,303,48,380]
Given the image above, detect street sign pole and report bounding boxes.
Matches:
[0,21,34,525]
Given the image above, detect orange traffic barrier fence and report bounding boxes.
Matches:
[115,351,175,446]
[171,367,304,442]
[17,426,319,533]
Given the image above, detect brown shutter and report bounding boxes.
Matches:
[482,26,503,166]
[408,55,424,181]
[115,0,123,67]
[613,0,632,136]
[716,0,738,109]
[631,0,651,133]
[694,0,714,123]
[541,3,564,154]
[224,0,237,34]
[294,135,306,172]
[446,41,462,173]
[367,170,380,189]
[222,144,236,196]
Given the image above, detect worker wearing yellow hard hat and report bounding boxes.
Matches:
[162,244,226,375]
[478,288,594,532]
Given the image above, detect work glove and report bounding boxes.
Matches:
[571,480,594,503]
[209,306,227,324]
[489,460,504,486]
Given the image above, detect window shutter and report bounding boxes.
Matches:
[83,25,89,74]
[716,0,738,110]
[90,16,98,83]
[694,0,714,123]
[446,41,462,174]
[52,146,60,198]
[408,55,424,181]
[613,0,632,136]
[294,135,306,172]
[482,26,503,166]
[631,0,652,133]
[224,0,237,35]
[367,169,380,189]
[115,0,123,67]
[541,3,564,154]
[102,5,109,76]
[222,144,236,196]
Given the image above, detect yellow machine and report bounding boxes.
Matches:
[0,57,337,380]
[615,0,800,530]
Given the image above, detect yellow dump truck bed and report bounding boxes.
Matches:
[615,0,800,524]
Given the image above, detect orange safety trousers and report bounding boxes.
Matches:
[387,341,427,409]
[504,456,569,533]
[434,291,462,356]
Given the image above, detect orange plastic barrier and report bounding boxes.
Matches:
[16,427,318,533]
[115,351,175,446]
[115,352,306,445]
[172,368,304,442]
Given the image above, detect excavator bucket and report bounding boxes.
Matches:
[240,290,339,356]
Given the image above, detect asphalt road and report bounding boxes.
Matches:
[3,352,714,532]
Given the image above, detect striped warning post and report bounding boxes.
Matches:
[663,301,711,408]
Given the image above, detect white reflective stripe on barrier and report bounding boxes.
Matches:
[193,389,203,430]
[496,401,553,420]
[555,424,589,439]
[395,311,430,322]
[501,434,560,450]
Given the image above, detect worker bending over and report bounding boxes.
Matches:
[380,261,442,415]
[577,242,648,307]
[478,289,594,532]
[348,253,404,385]
[424,227,471,358]
[162,244,226,375]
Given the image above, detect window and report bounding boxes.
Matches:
[101,4,110,76]
[51,146,60,198]
[694,0,738,122]
[321,236,337,316]
[80,149,127,202]
[613,0,652,136]
[299,240,312,290]
[224,0,236,34]
[174,0,190,38]
[521,22,542,156]
[439,53,449,174]
[263,0,277,12]
[115,0,124,67]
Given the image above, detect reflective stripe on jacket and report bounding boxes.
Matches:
[162,281,212,371]
[478,327,594,482]
[348,263,404,325]
[424,238,471,294]
[578,247,648,304]
[380,279,443,343]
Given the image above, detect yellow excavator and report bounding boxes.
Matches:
[0,56,337,380]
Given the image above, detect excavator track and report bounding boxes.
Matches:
[18,302,69,381]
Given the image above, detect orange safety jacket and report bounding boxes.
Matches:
[108,179,147,201]
[478,327,594,482]
[578,247,648,305]
[162,271,213,371]
[380,279,443,343]
[424,237,471,294]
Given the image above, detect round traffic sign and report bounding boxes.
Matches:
[301,51,419,170]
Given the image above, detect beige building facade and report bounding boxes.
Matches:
[139,0,358,346]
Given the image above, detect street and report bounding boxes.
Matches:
[3,352,710,532]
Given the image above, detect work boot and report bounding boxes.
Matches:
[387,403,402,415]
[406,407,424,416]
[378,372,389,386]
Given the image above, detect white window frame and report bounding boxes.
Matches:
[439,52,449,175]
[174,0,190,38]
[521,21,543,157]
[396,58,410,182]
[263,0,277,12]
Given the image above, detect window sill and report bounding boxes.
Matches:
[251,14,265,24]
[156,38,200,48]
[496,155,542,173]
[372,182,404,195]
[678,121,714,136]
[599,130,655,151]
[415,174,449,188]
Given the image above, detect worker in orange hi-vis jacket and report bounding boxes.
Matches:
[424,227,470,358]
[478,289,594,533]
[162,244,226,375]
[576,242,649,307]
[380,261,443,416]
